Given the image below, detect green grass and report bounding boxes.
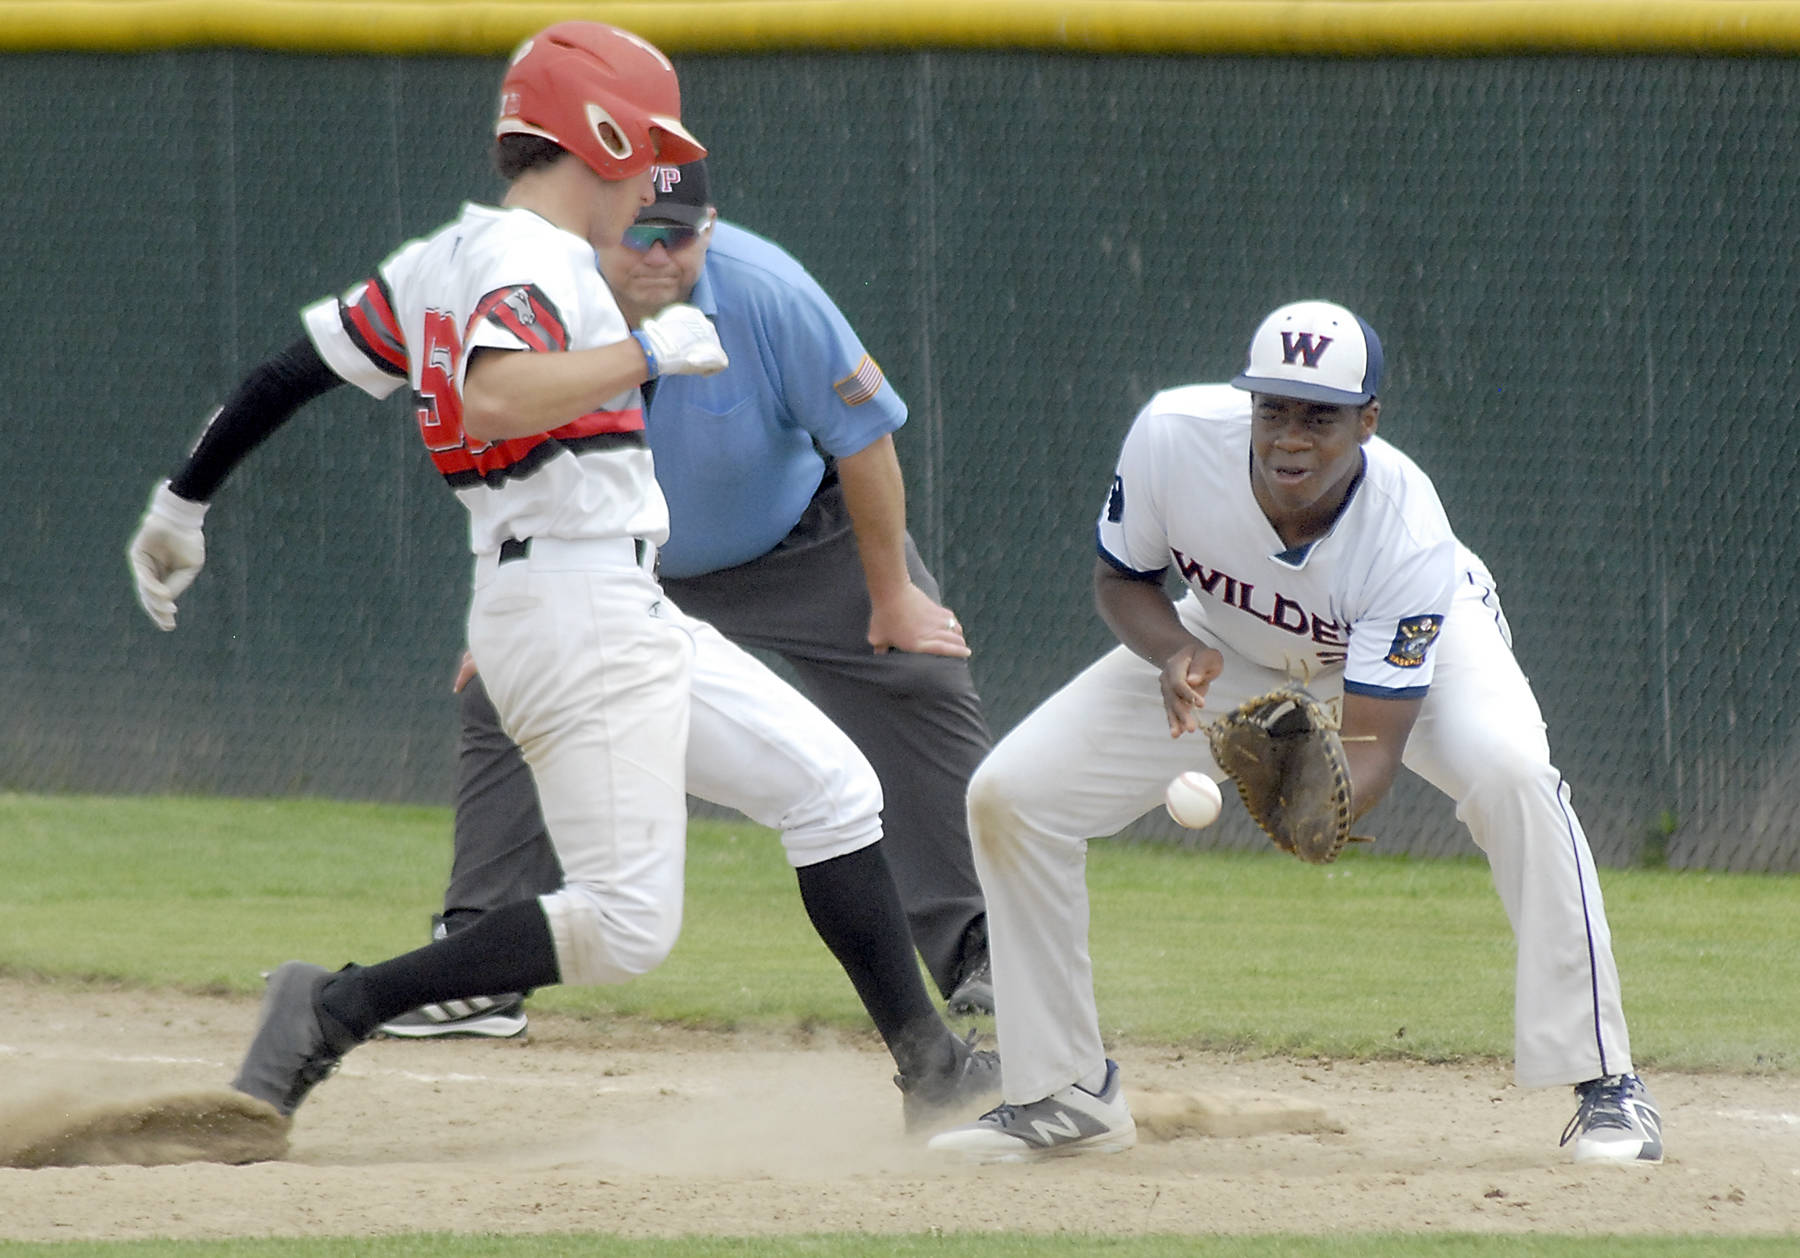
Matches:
[4,791,1794,1072]
[4,792,1798,1258]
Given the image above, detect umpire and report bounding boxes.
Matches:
[388,160,995,1035]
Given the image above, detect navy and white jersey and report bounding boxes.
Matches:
[1096,383,1457,698]
[302,201,669,555]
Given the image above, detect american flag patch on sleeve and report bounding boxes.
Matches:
[833,355,885,407]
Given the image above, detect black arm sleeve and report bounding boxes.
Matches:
[167,336,346,502]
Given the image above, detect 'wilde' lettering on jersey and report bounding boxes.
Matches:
[1170,547,1347,660]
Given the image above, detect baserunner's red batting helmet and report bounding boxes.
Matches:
[495,22,706,181]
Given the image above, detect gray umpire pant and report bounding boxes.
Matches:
[445,475,993,997]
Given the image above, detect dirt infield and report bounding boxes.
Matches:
[1,977,1796,1242]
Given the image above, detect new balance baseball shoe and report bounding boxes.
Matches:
[896,1030,1002,1133]
[928,1059,1137,1162]
[1560,1073,1664,1164]
[376,994,529,1040]
[231,962,362,1117]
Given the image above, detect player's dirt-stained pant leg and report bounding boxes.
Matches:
[967,640,1284,1105]
[1400,558,1633,1088]
[468,547,693,988]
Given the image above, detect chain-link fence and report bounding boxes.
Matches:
[3,51,1796,870]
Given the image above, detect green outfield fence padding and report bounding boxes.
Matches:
[4,49,1798,874]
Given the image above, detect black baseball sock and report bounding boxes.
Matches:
[317,898,561,1039]
[794,842,958,1081]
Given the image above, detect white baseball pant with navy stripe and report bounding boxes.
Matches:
[970,555,1632,1105]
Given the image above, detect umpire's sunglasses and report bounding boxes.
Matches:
[622,222,707,253]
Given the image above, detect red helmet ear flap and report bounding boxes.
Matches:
[495,22,705,181]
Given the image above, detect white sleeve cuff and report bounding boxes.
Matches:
[151,481,209,527]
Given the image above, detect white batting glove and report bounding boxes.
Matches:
[127,481,209,631]
[632,304,728,379]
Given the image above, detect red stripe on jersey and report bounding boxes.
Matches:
[431,430,647,487]
[549,404,645,439]
[342,277,408,374]
[461,432,550,478]
[469,285,569,354]
[426,419,644,482]
[413,283,637,482]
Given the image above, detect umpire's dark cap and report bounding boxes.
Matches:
[639,160,710,227]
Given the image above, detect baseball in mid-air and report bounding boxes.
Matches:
[1164,771,1223,829]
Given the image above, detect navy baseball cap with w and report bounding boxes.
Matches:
[639,159,710,227]
[1231,300,1383,405]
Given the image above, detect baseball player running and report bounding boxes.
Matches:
[928,300,1661,1166]
[397,641,997,1130]
[124,21,995,1132]
[381,159,995,1043]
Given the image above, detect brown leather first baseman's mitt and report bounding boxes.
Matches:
[1205,684,1360,864]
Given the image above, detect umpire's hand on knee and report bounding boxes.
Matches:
[867,583,971,659]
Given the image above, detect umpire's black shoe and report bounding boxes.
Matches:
[946,954,994,1016]
[376,995,529,1040]
[895,1030,1002,1134]
[231,962,362,1117]
[1560,1073,1664,1164]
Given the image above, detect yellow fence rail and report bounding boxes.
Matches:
[4,1,1799,57]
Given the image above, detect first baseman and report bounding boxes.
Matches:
[928,300,1662,1166]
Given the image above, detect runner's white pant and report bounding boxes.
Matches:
[680,611,885,869]
[970,556,1633,1103]
[468,537,694,987]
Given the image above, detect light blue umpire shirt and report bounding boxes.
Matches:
[641,220,908,580]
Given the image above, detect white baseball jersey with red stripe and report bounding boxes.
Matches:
[298,200,695,990]
[301,201,670,555]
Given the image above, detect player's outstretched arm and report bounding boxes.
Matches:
[1094,558,1223,737]
[126,337,345,631]
[462,307,726,443]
